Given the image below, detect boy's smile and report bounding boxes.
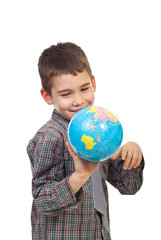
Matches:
[41,70,96,120]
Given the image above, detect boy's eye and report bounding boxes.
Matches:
[62,93,71,97]
[81,87,89,91]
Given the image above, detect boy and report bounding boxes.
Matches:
[27,42,144,240]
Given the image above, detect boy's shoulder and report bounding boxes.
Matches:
[30,117,66,146]
[27,110,70,161]
[27,118,66,162]
[34,110,69,141]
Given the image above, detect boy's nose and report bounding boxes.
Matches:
[73,93,84,106]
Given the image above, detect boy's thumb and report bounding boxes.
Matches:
[111,148,121,160]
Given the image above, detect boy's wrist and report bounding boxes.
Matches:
[75,170,91,180]
[69,171,90,195]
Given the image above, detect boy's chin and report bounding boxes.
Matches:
[69,111,78,118]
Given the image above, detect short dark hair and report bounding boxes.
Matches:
[38,42,92,95]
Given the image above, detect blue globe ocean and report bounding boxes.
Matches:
[68,106,123,162]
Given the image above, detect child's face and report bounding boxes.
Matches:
[41,70,96,120]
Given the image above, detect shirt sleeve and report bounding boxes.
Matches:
[31,130,83,216]
[102,156,144,195]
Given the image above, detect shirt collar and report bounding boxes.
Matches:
[51,109,70,126]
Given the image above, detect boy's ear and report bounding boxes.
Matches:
[91,75,96,92]
[40,88,53,105]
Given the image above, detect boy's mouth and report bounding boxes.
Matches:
[70,108,84,113]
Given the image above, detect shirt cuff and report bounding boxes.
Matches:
[54,176,83,209]
[126,156,145,176]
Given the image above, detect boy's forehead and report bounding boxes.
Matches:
[51,70,91,89]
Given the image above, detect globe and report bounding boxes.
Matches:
[68,106,123,162]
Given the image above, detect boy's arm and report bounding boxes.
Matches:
[104,156,144,194]
[29,133,86,217]
[66,142,100,194]
[102,142,144,194]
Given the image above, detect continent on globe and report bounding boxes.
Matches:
[87,106,119,124]
[81,135,96,150]
[97,134,101,142]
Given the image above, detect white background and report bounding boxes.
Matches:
[0,0,161,239]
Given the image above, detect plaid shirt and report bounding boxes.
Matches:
[27,109,144,240]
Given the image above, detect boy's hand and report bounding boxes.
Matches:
[66,141,100,178]
[111,142,142,170]
[66,141,101,194]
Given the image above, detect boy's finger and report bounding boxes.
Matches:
[121,147,128,161]
[66,142,77,159]
[128,152,138,169]
[123,150,132,170]
[134,152,143,168]
[111,148,122,160]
